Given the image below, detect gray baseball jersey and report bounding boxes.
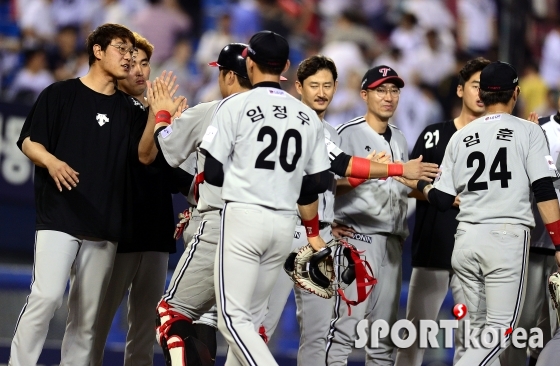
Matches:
[200,88,330,211]
[157,101,220,168]
[179,152,197,206]
[435,113,560,228]
[334,117,410,238]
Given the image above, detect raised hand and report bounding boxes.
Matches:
[527,111,539,125]
[147,78,186,118]
[402,155,439,181]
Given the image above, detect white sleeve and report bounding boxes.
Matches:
[434,135,458,196]
[199,102,236,164]
[304,118,331,175]
[156,103,211,167]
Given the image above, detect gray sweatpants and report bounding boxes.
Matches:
[500,252,557,366]
[326,233,402,366]
[451,222,530,366]
[394,268,466,366]
[536,326,560,366]
[91,251,169,366]
[9,230,117,366]
[216,202,297,366]
[164,210,220,321]
[263,225,335,366]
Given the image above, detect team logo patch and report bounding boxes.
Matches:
[545,155,558,171]
[352,232,372,244]
[160,125,173,139]
[294,231,301,239]
[202,125,218,143]
[268,89,286,97]
[484,114,502,121]
[96,113,109,126]
[379,67,391,77]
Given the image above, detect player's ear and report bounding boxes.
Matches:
[333,80,339,94]
[93,44,103,61]
[456,84,463,98]
[360,89,368,102]
[282,60,290,74]
[295,80,303,96]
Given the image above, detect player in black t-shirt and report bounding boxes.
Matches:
[91,32,192,366]
[395,57,491,366]
[10,24,185,366]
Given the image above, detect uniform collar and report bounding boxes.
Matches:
[253,81,282,89]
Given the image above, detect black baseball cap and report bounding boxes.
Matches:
[480,61,519,91]
[361,65,405,90]
[208,43,249,79]
[241,30,289,67]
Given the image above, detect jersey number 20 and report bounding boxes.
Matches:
[255,126,302,172]
[467,147,512,191]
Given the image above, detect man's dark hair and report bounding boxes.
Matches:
[479,89,516,106]
[86,23,135,66]
[254,62,284,76]
[458,57,491,86]
[220,69,252,90]
[297,55,338,84]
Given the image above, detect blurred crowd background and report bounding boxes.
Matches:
[1,0,560,149]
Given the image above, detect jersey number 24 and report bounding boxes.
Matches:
[255,126,302,172]
[467,147,512,191]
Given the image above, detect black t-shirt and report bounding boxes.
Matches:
[410,120,459,269]
[119,105,177,253]
[17,78,145,241]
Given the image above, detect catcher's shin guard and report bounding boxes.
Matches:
[156,300,214,366]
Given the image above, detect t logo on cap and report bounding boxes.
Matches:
[379,68,391,77]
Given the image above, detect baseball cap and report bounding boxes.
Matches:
[208,43,249,79]
[241,30,289,67]
[480,61,519,91]
[361,65,405,90]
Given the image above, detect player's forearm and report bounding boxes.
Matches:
[298,199,319,221]
[536,199,560,224]
[335,178,356,196]
[21,137,55,169]
[344,156,401,179]
[408,189,426,200]
[138,112,159,165]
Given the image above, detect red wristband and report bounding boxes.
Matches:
[546,220,560,245]
[348,177,367,187]
[387,163,404,177]
[155,110,172,124]
[350,157,370,179]
[302,213,319,238]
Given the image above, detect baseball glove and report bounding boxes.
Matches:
[284,242,335,299]
[549,272,560,321]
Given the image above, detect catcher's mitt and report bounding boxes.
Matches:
[284,242,335,299]
[549,272,560,321]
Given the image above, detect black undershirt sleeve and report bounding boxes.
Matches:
[153,126,167,152]
[204,152,224,187]
[417,180,456,211]
[532,177,557,202]
[329,152,352,177]
[297,169,331,205]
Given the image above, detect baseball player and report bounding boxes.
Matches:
[396,61,560,365]
[394,57,491,366]
[150,43,252,365]
[326,65,412,366]
[501,103,560,366]
[262,56,440,366]
[198,30,334,366]
[8,24,184,366]
[90,33,188,366]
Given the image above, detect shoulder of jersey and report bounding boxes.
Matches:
[336,116,365,134]
[388,123,406,137]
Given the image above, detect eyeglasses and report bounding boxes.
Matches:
[372,87,400,98]
[109,43,135,56]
